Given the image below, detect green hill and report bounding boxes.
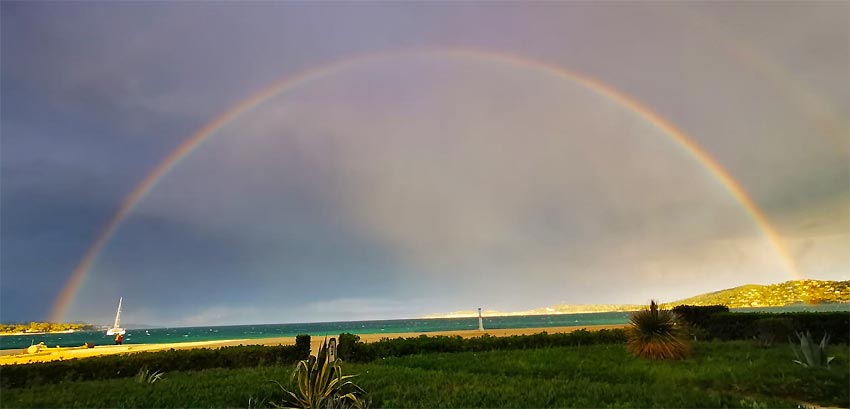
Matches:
[669,280,850,308]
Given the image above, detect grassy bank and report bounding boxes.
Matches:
[2,341,847,408]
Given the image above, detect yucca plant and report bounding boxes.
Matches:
[135,367,165,384]
[272,338,367,409]
[627,300,690,360]
[792,331,834,369]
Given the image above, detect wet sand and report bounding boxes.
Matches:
[0,324,626,365]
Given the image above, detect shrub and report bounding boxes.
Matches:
[135,367,165,384]
[295,334,312,359]
[337,333,366,362]
[672,305,729,341]
[627,300,689,360]
[1,338,311,389]
[704,312,848,343]
[754,317,794,348]
[336,329,627,363]
[272,338,366,409]
[792,331,835,369]
[672,305,729,328]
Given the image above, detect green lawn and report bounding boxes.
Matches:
[2,341,847,408]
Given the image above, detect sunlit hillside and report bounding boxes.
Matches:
[425,280,849,318]
[669,280,850,308]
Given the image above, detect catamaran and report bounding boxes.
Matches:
[106,297,126,336]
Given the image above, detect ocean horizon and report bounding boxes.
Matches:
[1,311,634,350]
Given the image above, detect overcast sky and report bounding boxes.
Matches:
[2,2,847,326]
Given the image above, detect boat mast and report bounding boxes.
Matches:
[113,297,122,329]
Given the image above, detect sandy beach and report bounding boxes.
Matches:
[0,324,626,365]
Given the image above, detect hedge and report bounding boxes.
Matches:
[672,305,729,328]
[0,335,311,389]
[703,312,849,343]
[670,306,848,344]
[337,328,628,363]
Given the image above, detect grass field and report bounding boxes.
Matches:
[2,341,847,408]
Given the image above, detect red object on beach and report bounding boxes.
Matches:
[115,333,123,345]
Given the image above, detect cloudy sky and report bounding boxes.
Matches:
[2,2,847,326]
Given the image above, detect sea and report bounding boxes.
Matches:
[2,304,846,351]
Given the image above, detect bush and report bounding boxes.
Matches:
[753,317,794,348]
[336,329,627,363]
[135,367,165,384]
[792,331,835,369]
[337,333,365,362]
[1,336,311,389]
[670,305,729,341]
[272,338,366,409]
[672,305,729,328]
[670,306,848,344]
[295,334,311,359]
[703,312,849,343]
[626,301,689,360]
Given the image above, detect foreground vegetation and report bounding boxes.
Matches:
[626,301,689,359]
[2,341,847,408]
[0,330,623,388]
[3,308,847,408]
[274,339,367,409]
[1,338,311,388]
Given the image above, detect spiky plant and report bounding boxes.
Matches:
[792,331,834,369]
[247,395,267,409]
[135,367,165,384]
[627,300,690,360]
[272,338,367,409]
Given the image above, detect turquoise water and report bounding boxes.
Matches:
[0,311,631,350]
[3,304,845,351]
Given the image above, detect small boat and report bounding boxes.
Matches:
[105,297,126,336]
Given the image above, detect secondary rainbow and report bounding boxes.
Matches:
[673,7,848,155]
[49,47,801,322]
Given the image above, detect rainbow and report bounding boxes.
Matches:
[48,47,801,322]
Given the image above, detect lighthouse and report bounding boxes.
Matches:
[478,307,484,331]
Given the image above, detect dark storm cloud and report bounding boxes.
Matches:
[2,2,847,324]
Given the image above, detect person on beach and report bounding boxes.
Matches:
[115,333,123,345]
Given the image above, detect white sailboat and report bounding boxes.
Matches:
[106,297,126,336]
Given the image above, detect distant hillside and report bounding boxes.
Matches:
[423,280,849,318]
[421,304,642,319]
[0,322,96,335]
[668,280,849,308]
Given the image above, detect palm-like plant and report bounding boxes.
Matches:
[272,339,367,409]
[627,300,689,360]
